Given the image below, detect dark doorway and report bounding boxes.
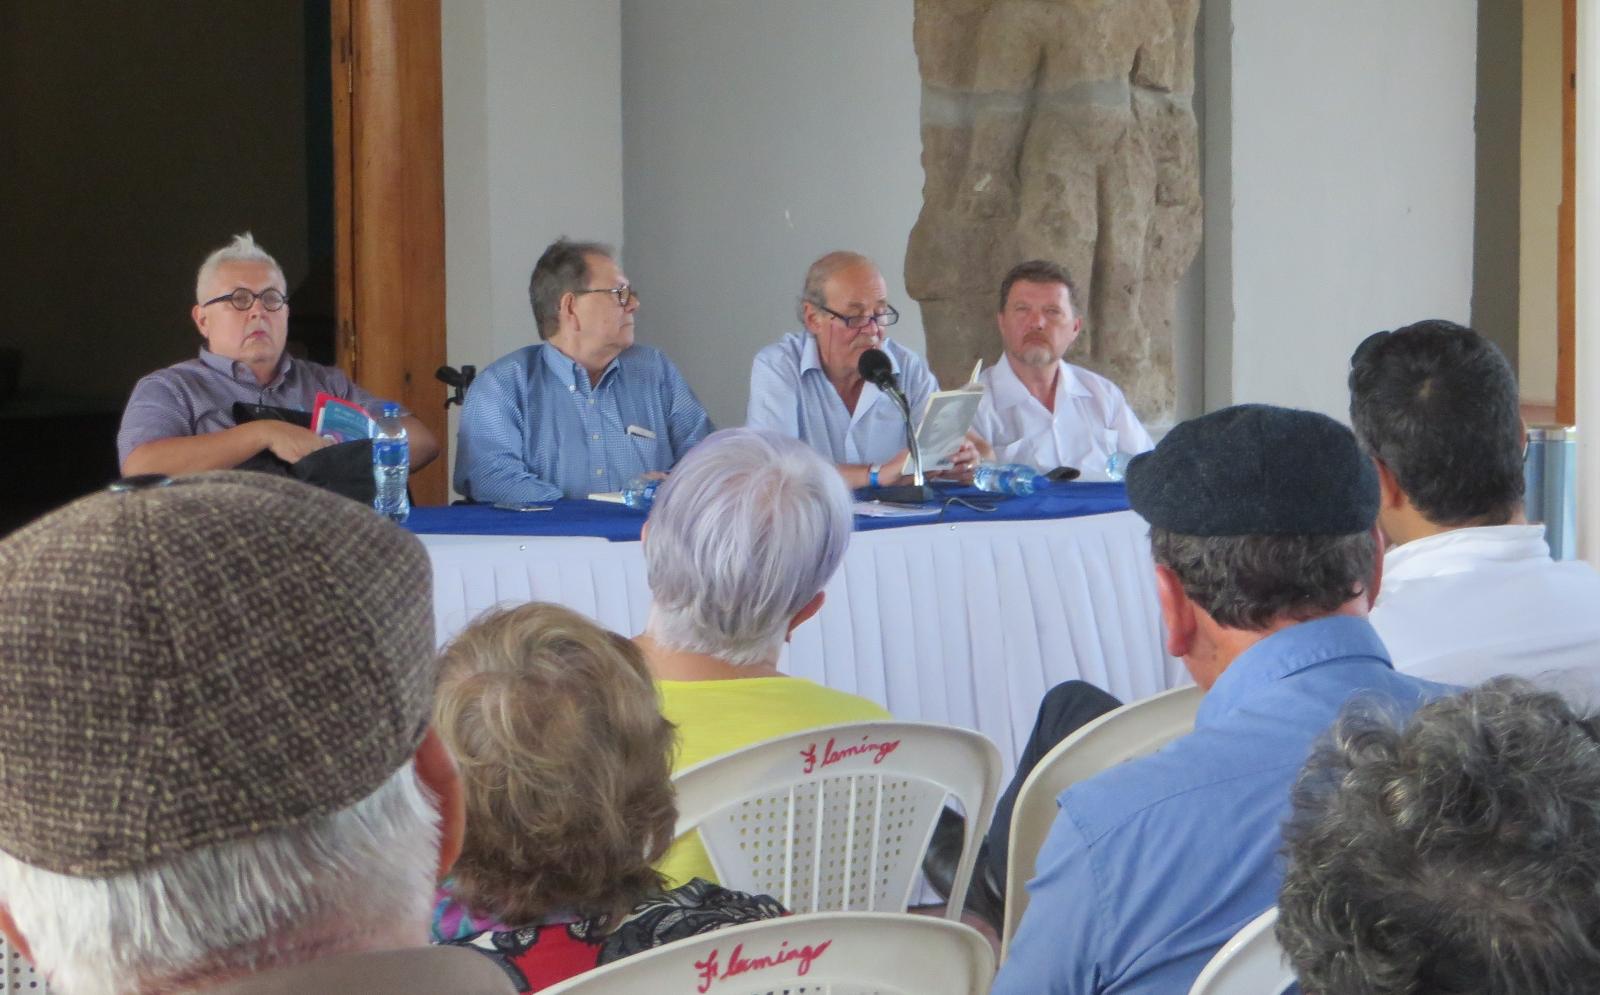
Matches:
[0,0,334,535]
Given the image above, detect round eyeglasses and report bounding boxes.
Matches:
[818,303,899,330]
[202,288,289,312]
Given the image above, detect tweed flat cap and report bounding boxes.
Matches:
[1125,404,1379,536]
[0,472,435,877]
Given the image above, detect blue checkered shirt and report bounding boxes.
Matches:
[454,342,713,502]
[746,332,938,466]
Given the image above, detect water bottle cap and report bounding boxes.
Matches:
[382,402,401,417]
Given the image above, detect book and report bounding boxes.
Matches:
[311,393,376,443]
[901,360,985,474]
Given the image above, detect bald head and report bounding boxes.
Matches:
[797,251,878,324]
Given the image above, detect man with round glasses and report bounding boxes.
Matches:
[116,232,438,476]
[747,251,981,488]
[454,237,712,502]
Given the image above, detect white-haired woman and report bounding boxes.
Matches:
[635,428,891,887]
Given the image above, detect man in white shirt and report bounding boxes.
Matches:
[970,260,1153,478]
[1351,320,1600,690]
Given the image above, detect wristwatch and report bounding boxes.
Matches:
[868,463,883,488]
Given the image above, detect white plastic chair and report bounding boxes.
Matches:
[671,721,1001,919]
[1002,683,1204,955]
[539,911,995,994]
[0,934,49,993]
[1187,907,1296,995]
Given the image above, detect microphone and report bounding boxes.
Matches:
[857,348,897,391]
[854,348,933,504]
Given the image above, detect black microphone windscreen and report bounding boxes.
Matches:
[857,348,894,386]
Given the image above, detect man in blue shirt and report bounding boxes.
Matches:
[454,238,712,502]
[994,404,1449,995]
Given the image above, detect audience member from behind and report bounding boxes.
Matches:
[117,232,438,476]
[994,404,1447,995]
[431,602,784,992]
[0,473,512,995]
[971,260,1153,478]
[634,428,891,886]
[1279,678,1600,994]
[454,238,712,502]
[1350,320,1600,687]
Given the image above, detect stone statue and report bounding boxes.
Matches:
[906,0,1201,426]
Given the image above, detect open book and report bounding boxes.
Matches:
[900,360,985,474]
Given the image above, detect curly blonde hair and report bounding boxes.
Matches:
[435,603,678,924]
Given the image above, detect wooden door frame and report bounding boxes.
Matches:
[1560,0,1577,425]
[332,0,449,504]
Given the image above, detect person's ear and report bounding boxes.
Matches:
[1154,564,1197,660]
[1365,523,1386,608]
[1372,457,1405,510]
[786,591,826,640]
[192,302,210,339]
[0,905,33,967]
[413,727,464,883]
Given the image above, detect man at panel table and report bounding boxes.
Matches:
[993,404,1450,995]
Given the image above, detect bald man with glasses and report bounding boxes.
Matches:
[454,237,713,503]
[117,232,438,477]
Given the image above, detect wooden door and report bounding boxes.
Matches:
[332,0,448,504]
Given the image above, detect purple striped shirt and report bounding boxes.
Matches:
[116,348,385,468]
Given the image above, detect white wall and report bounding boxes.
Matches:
[1520,0,1562,406]
[442,0,625,489]
[620,0,926,430]
[1215,1,1478,419]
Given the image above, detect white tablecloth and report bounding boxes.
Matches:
[422,510,1186,781]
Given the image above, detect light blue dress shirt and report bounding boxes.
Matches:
[746,332,938,466]
[454,342,712,502]
[994,616,1452,995]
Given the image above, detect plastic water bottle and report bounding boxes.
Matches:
[371,402,410,522]
[1104,451,1134,482]
[621,474,660,511]
[973,463,1045,497]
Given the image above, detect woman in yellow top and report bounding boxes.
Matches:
[633,428,891,887]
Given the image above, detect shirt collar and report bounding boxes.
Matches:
[1380,524,1552,596]
[540,340,621,390]
[1197,615,1392,725]
[198,347,290,389]
[995,353,1090,403]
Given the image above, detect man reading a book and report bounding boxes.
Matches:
[970,260,1152,479]
[116,233,438,477]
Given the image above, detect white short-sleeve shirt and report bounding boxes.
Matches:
[970,354,1153,477]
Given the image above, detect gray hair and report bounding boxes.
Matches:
[194,232,284,302]
[1148,527,1375,630]
[0,763,438,995]
[1278,678,1600,994]
[529,237,612,340]
[644,428,852,666]
[796,250,874,325]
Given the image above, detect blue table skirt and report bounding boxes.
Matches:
[406,481,1131,542]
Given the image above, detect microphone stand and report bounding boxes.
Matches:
[863,382,935,505]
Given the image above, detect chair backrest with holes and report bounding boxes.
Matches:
[539,911,995,995]
[671,721,1000,919]
[0,933,49,993]
[1001,683,1204,954]
[1186,907,1296,995]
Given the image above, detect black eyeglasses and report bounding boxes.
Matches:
[818,303,899,330]
[201,288,289,312]
[574,284,638,308]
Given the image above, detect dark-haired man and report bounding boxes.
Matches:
[994,404,1446,995]
[454,238,712,502]
[1350,320,1600,688]
[970,260,1152,478]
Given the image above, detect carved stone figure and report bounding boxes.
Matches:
[906,0,1201,426]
